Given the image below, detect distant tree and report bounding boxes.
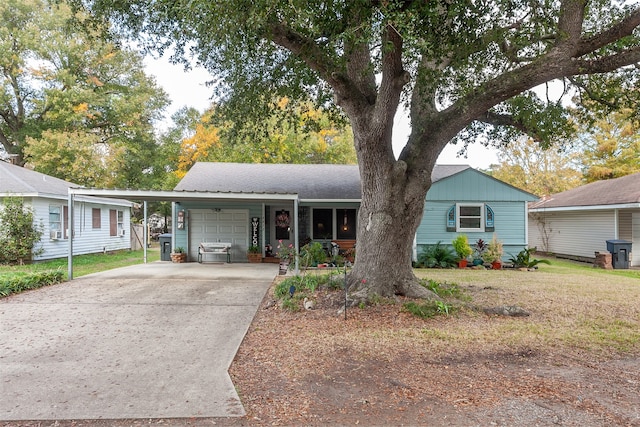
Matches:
[490,137,583,196]
[0,0,169,187]
[175,99,356,177]
[0,197,43,265]
[578,109,640,182]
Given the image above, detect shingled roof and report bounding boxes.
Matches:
[174,163,471,200]
[530,172,640,210]
[0,160,77,198]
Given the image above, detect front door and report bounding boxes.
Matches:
[271,206,293,256]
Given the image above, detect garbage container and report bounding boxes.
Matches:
[606,239,632,269]
[159,233,172,261]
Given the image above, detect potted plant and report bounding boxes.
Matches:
[247,245,262,263]
[171,247,187,263]
[452,234,472,268]
[472,238,487,266]
[482,235,503,269]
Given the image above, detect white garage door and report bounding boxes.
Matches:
[189,209,250,262]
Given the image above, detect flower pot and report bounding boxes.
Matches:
[171,253,187,263]
[472,258,483,266]
[247,253,262,263]
[278,259,290,275]
[458,259,468,268]
[491,261,502,270]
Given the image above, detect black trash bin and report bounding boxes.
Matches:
[159,233,172,262]
[606,239,632,269]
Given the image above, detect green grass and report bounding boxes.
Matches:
[0,247,159,280]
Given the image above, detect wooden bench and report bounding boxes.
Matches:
[198,242,232,263]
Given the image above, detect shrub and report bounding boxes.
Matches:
[0,197,43,265]
[0,270,65,297]
[417,242,457,268]
[509,247,552,269]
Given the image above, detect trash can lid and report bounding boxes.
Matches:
[159,233,172,238]
[606,239,632,244]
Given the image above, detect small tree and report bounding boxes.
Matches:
[0,197,44,265]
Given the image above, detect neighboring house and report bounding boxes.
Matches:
[0,161,132,261]
[173,162,537,262]
[529,172,640,266]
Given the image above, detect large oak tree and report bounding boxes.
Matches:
[85,0,640,301]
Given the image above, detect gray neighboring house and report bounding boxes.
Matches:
[0,161,132,261]
[172,162,537,263]
[528,172,640,266]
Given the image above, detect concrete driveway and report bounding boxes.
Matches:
[0,262,278,421]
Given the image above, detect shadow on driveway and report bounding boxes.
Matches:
[0,262,278,421]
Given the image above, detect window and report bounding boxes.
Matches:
[49,205,62,239]
[110,209,125,236]
[459,204,483,231]
[312,209,333,239]
[49,205,68,239]
[92,208,101,229]
[446,204,495,232]
[312,208,357,240]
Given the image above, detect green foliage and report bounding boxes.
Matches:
[402,301,455,319]
[508,247,552,269]
[299,242,327,267]
[247,245,261,253]
[417,242,457,268]
[0,197,43,265]
[1,0,169,188]
[420,279,468,301]
[451,234,472,260]
[0,270,65,297]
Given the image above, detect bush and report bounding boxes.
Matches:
[0,197,44,265]
[0,270,65,297]
[509,247,552,268]
[417,242,457,268]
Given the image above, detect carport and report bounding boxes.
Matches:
[66,188,301,278]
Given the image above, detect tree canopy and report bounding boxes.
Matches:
[1,0,169,188]
[83,0,640,301]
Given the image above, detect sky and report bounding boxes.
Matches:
[144,55,500,170]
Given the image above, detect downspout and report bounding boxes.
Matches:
[67,191,74,280]
[171,201,176,252]
[614,209,619,239]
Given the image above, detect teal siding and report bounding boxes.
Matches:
[427,169,537,202]
[416,168,537,262]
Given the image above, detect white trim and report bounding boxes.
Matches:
[299,198,361,203]
[70,188,299,201]
[456,202,485,232]
[529,203,640,213]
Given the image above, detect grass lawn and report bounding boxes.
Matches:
[0,246,160,281]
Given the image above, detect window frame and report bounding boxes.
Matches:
[311,208,357,240]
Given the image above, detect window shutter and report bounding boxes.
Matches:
[446,205,456,232]
[485,205,495,232]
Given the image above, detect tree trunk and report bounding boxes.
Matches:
[346,133,439,304]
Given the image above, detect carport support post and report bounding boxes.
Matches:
[294,198,299,275]
[143,201,148,263]
[67,191,74,280]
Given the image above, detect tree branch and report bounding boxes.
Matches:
[477,111,544,141]
[571,46,640,74]
[578,6,640,56]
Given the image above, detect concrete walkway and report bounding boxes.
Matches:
[0,262,278,421]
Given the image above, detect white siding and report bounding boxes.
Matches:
[528,210,616,259]
[32,197,131,261]
[633,211,640,267]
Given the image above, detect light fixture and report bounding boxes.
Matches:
[342,210,348,231]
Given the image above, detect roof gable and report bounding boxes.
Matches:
[428,167,538,202]
[530,172,640,209]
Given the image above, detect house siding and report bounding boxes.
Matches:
[32,197,131,260]
[416,168,536,262]
[529,210,616,260]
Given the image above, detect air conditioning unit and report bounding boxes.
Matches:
[50,230,62,240]
[119,229,126,237]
